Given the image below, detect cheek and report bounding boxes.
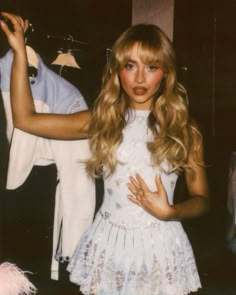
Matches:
[150,73,165,89]
[119,70,131,88]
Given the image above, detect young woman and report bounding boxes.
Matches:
[1,12,209,295]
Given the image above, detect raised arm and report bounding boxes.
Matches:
[0,12,90,140]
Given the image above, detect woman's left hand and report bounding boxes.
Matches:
[127,173,175,220]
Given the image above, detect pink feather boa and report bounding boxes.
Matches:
[0,262,37,295]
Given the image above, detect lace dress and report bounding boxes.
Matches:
[67,109,201,295]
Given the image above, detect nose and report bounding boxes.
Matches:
[135,68,145,83]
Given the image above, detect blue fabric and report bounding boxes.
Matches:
[0,49,88,114]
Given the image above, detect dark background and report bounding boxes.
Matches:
[174,1,236,293]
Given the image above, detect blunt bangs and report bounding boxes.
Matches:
[115,39,165,70]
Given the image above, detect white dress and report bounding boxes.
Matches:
[67,109,201,295]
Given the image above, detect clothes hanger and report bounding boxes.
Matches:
[48,34,87,69]
[51,49,80,69]
[47,34,88,46]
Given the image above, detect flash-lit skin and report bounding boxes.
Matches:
[119,43,165,110]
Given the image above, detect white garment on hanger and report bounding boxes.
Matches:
[0,49,95,280]
[26,45,39,68]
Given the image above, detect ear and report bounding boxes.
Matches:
[23,19,29,33]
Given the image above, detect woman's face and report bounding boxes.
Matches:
[119,43,165,110]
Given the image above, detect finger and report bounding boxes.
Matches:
[127,182,135,193]
[128,177,143,194]
[14,17,25,31]
[1,12,24,30]
[0,19,12,37]
[135,173,149,191]
[1,12,17,23]
[129,176,141,188]
[128,195,142,206]
[127,183,140,196]
[16,16,25,28]
[1,11,18,21]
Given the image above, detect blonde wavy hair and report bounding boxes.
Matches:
[86,24,203,177]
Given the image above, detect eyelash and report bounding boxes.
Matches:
[147,66,158,71]
[148,66,159,71]
[125,63,135,70]
[124,63,159,71]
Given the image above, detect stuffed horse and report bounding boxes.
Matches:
[0,262,37,295]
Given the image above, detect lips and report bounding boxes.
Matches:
[133,87,147,95]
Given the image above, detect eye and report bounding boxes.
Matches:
[124,63,136,70]
[146,65,159,72]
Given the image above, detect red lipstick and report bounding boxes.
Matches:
[133,87,147,95]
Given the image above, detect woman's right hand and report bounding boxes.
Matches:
[0,12,28,53]
[127,173,175,221]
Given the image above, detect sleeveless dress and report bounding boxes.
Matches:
[67,109,201,295]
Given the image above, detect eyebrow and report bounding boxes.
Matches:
[127,59,136,63]
[127,58,160,64]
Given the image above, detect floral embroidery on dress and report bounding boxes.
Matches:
[115,202,122,209]
[107,188,113,196]
[68,110,201,295]
[115,178,123,187]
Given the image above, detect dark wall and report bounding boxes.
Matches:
[1,0,132,102]
[173,0,215,135]
[173,0,236,138]
[173,0,236,288]
[173,0,236,211]
[1,0,132,42]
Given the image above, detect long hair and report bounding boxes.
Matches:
[86,24,203,177]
